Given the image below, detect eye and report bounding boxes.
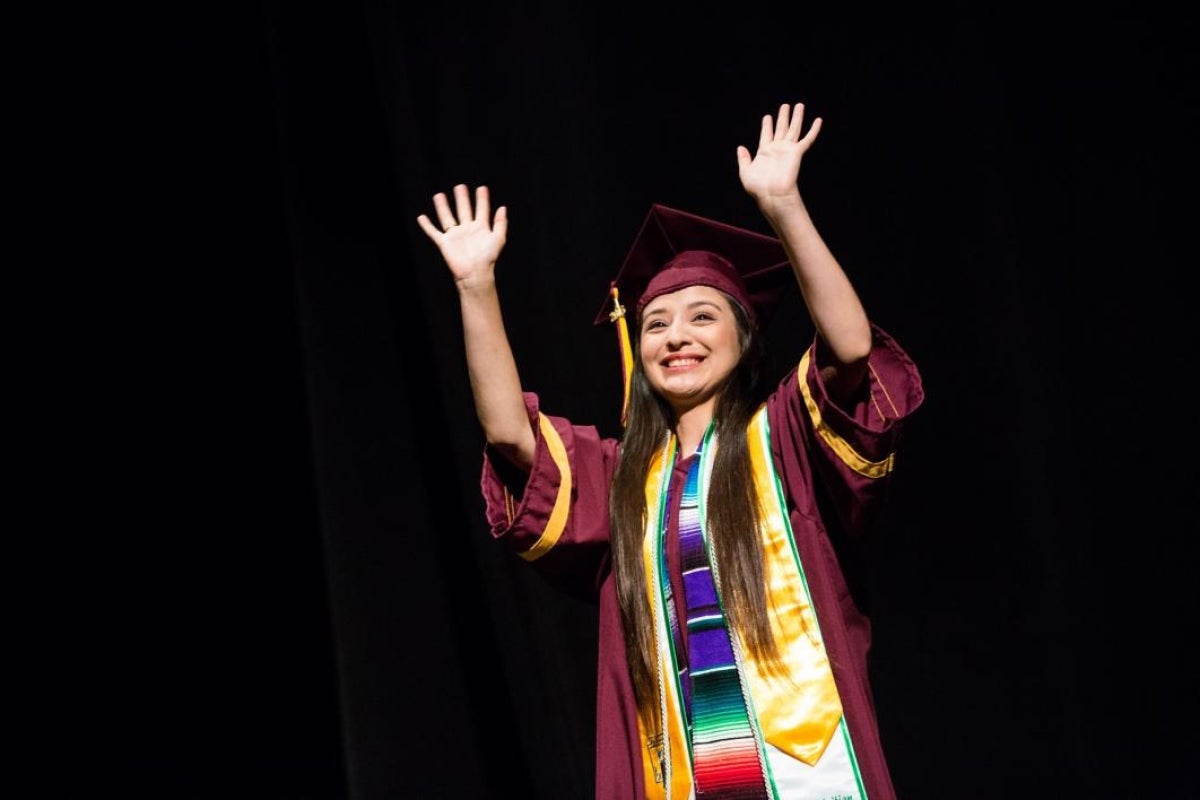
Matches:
[693,311,714,322]
[643,319,667,332]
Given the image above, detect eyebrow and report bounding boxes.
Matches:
[642,298,725,319]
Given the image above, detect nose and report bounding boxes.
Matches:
[665,320,690,348]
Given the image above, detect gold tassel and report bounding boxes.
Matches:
[609,284,633,427]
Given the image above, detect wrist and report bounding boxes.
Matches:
[755,192,805,218]
[758,191,806,214]
[455,273,498,297]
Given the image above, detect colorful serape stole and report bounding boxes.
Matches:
[678,440,770,799]
[640,405,856,799]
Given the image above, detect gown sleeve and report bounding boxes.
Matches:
[767,323,925,542]
[480,391,621,598]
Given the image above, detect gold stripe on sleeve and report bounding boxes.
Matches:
[518,413,572,561]
[797,349,894,479]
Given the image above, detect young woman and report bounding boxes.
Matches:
[417,102,924,800]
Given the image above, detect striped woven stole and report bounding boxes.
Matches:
[677,444,770,799]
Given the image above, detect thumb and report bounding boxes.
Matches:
[736,145,752,170]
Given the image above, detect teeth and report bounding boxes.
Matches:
[666,358,700,367]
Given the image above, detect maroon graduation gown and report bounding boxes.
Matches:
[480,325,924,799]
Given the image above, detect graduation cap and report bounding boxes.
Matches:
[595,203,795,425]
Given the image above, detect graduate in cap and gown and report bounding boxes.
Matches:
[417,102,925,799]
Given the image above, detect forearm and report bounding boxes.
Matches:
[458,280,536,471]
[757,194,872,401]
[759,194,872,364]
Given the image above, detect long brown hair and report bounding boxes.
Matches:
[609,293,782,721]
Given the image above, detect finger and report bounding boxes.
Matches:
[786,103,805,141]
[453,184,472,226]
[775,103,791,140]
[416,214,441,239]
[801,116,823,145]
[474,185,491,224]
[758,113,773,150]
[432,192,457,230]
[492,205,508,240]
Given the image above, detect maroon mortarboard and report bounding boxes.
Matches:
[595,203,794,425]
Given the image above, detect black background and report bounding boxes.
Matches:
[61,1,1198,798]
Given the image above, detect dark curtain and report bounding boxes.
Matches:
[79,1,1197,798]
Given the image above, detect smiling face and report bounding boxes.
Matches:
[638,284,745,417]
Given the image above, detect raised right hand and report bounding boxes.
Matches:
[416,184,508,290]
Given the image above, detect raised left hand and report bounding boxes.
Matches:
[736,102,822,205]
